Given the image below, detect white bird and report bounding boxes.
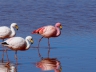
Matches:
[0,23,19,40]
[1,36,34,63]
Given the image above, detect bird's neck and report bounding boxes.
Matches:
[55,27,61,37]
[25,39,30,50]
[54,69,61,72]
[54,61,61,72]
[10,26,16,37]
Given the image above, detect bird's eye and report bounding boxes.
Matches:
[31,39,33,40]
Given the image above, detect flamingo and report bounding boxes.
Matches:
[1,36,34,63]
[0,23,19,62]
[32,22,62,48]
[0,23,19,40]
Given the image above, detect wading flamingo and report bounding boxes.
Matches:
[32,22,62,48]
[1,36,34,64]
[0,23,19,62]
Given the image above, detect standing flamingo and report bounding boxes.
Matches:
[32,22,62,48]
[1,36,34,64]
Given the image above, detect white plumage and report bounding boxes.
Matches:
[0,23,18,40]
[2,36,33,51]
[1,36,34,63]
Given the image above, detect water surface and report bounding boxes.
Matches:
[0,0,96,72]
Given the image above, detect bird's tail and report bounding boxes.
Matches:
[32,27,42,34]
[32,30,38,34]
[1,42,9,45]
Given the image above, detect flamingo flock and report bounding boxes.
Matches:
[0,22,62,66]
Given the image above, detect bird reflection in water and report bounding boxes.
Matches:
[0,62,17,72]
[36,47,62,72]
[36,58,62,72]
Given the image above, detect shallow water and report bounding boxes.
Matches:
[0,0,96,72]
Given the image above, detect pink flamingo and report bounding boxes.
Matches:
[32,22,62,48]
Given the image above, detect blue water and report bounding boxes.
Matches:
[0,0,96,72]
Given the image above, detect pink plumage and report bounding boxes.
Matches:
[32,22,62,47]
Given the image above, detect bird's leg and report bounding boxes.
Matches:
[1,39,4,62]
[37,45,43,59]
[5,49,10,62]
[37,46,41,57]
[2,39,4,41]
[48,38,50,48]
[15,63,18,72]
[38,36,44,48]
[48,38,50,58]
[1,47,4,62]
[15,51,18,65]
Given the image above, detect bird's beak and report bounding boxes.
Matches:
[15,25,19,30]
[30,39,34,44]
[60,25,62,30]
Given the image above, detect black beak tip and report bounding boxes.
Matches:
[31,43,33,44]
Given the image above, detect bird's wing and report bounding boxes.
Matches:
[32,26,46,34]
[0,26,11,38]
[3,37,26,49]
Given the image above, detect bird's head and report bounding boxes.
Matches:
[55,22,62,30]
[26,36,34,44]
[11,23,19,30]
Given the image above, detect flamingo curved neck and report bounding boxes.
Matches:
[56,27,61,37]
[10,26,16,37]
[25,39,30,50]
[54,69,60,72]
